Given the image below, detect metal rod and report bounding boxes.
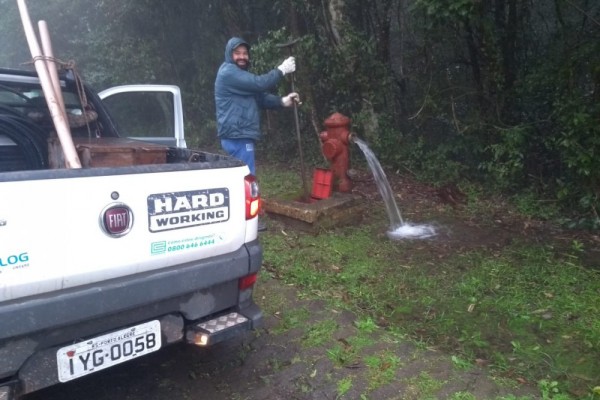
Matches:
[290,75,310,200]
[278,39,310,200]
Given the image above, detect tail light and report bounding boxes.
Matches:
[244,175,260,220]
[239,272,258,290]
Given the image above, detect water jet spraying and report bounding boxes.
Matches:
[352,137,437,240]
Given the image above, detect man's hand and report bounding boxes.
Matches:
[282,92,301,107]
[277,57,296,76]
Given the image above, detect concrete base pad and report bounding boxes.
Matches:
[262,192,364,232]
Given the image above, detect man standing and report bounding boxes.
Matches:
[214,37,300,177]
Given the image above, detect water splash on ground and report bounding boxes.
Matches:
[386,223,437,240]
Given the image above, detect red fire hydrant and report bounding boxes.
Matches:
[319,112,352,192]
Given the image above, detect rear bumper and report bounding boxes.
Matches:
[0,240,262,396]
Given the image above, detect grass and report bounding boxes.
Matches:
[364,352,402,390]
[302,319,338,347]
[336,376,353,398]
[257,164,600,399]
[270,306,310,335]
[403,371,445,399]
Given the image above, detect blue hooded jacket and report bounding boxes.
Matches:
[215,37,284,141]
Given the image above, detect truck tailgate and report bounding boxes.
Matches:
[0,164,255,301]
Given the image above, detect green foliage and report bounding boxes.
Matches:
[511,190,560,221]
[552,98,600,215]
[510,39,600,224]
[538,379,572,400]
[480,126,528,190]
[413,0,477,24]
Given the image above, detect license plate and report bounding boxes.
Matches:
[56,320,161,382]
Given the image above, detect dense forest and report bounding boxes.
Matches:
[1,0,598,226]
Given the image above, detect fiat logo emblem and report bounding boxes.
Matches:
[100,203,134,237]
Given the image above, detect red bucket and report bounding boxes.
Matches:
[311,168,333,199]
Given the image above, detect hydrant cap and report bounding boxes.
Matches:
[324,112,351,128]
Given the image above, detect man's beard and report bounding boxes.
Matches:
[236,60,250,70]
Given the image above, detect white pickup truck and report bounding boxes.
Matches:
[0,67,263,399]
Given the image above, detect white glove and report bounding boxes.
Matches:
[277,56,296,75]
[282,92,301,107]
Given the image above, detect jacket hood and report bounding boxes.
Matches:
[225,37,250,64]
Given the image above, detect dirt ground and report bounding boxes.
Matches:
[24,169,598,400]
